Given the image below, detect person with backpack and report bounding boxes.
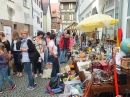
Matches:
[20,29,38,91]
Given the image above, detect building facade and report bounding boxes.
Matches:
[51,3,61,32]
[42,0,51,33]
[0,0,33,43]
[33,0,44,36]
[59,0,76,30]
[76,0,130,39]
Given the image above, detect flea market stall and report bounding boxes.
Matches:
[45,14,130,97]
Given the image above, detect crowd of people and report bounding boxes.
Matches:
[0,29,79,93]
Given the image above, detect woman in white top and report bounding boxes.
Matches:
[11,31,22,77]
[48,34,59,77]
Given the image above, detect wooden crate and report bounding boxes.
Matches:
[120,57,130,69]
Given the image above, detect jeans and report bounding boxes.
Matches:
[57,46,60,57]
[34,62,42,74]
[0,65,14,90]
[50,55,59,77]
[23,62,34,87]
[60,50,66,63]
[13,51,22,72]
[44,48,49,65]
[7,65,10,76]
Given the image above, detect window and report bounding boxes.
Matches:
[39,1,41,8]
[61,4,63,9]
[62,15,64,20]
[105,0,114,9]
[23,0,27,7]
[82,17,84,20]
[37,0,38,6]
[8,0,14,2]
[69,3,70,9]
[128,0,130,16]
[37,16,40,24]
[71,14,73,20]
[71,3,73,9]
[14,24,17,29]
[41,22,42,28]
[69,14,73,20]
[41,12,42,18]
[86,13,89,17]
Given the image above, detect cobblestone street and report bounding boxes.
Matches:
[0,74,60,97]
[0,63,66,97]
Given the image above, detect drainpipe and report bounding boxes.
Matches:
[31,0,34,36]
[31,0,33,19]
[118,0,123,28]
[78,0,80,24]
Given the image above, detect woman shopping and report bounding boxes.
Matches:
[20,29,38,91]
[11,31,22,77]
[48,34,59,77]
[33,31,44,78]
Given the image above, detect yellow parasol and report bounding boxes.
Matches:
[76,14,118,32]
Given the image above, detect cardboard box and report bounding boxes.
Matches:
[46,64,52,69]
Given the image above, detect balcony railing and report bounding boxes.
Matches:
[58,0,76,2]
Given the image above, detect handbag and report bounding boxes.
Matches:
[29,48,40,63]
[27,40,40,62]
[50,76,62,89]
[40,52,44,60]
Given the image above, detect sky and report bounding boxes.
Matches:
[50,0,58,3]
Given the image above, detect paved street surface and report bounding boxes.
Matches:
[0,74,60,97]
[0,63,66,97]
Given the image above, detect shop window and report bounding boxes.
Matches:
[128,0,130,16]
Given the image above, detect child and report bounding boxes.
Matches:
[0,43,16,93]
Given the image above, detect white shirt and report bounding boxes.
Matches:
[21,39,30,62]
[13,40,20,51]
[48,40,57,54]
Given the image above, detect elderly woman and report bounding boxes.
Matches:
[20,29,38,91]
[48,34,59,77]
